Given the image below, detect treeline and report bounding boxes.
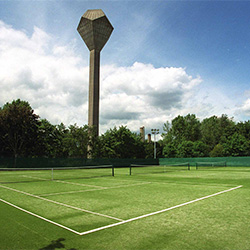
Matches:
[1,100,250,159]
[0,100,153,159]
[162,114,250,158]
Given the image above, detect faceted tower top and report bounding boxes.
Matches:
[77,9,114,52]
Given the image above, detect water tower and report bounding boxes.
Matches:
[77,9,113,137]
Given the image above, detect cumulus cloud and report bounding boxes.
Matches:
[2,20,239,135]
[0,20,89,125]
[99,62,202,132]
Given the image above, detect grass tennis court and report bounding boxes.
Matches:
[0,166,249,249]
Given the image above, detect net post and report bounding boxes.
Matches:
[129,166,132,176]
[52,168,54,181]
[112,167,114,177]
[188,163,190,170]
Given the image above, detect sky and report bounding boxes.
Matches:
[1,0,250,137]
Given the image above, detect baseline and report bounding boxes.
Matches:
[79,185,243,236]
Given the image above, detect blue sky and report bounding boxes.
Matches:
[1,0,250,135]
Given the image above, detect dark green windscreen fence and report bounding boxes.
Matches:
[0,157,158,169]
[2,156,250,169]
[159,156,250,167]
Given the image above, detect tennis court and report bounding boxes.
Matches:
[0,165,249,249]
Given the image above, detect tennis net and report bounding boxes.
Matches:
[0,165,114,184]
[195,161,227,170]
[129,163,190,175]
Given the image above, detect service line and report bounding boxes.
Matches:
[78,185,243,236]
[40,182,151,197]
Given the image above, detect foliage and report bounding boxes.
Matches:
[163,114,250,158]
[223,133,250,156]
[210,144,224,157]
[192,141,209,157]
[201,114,235,151]
[176,141,194,158]
[171,114,201,142]
[98,126,146,158]
[0,99,40,158]
[1,99,250,159]
[144,142,154,159]
[64,124,89,157]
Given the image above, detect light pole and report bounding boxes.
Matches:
[151,129,159,159]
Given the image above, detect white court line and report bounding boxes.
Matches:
[0,184,123,222]
[0,198,82,235]
[78,185,243,236]
[0,185,243,236]
[54,179,105,188]
[40,182,151,197]
[22,175,105,188]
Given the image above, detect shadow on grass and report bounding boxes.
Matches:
[39,238,78,250]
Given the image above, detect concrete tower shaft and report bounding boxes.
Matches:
[77,9,113,137]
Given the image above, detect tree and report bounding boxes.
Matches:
[201,115,235,151]
[183,114,201,141]
[201,116,220,150]
[37,119,67,157]
[176,141,194,158]
[163,114,201,143]
[162,142,177,158]
[171,115,186,142]
[223,133,250,156]
[0,99,40,161]
[162,114,201,158]
[64,124,89,157]
[144,142,154,159]
[193,141,209,157]
[210,144,224,157]
[98,126,145,158]
[236,121,250,139]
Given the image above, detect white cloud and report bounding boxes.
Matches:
[238,99,250,116]
[1,20,243,135]
[0,21,88,126]
[99,62,203,132]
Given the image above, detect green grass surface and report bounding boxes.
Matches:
[0,167,249,250]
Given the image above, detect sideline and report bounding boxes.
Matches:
[79,185,243,235]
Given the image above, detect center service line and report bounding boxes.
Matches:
[79,185,243,236]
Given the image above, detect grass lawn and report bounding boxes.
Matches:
[0,166,249,250]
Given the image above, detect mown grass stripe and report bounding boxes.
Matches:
[40,182,151,197]
[79,185,243,235]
